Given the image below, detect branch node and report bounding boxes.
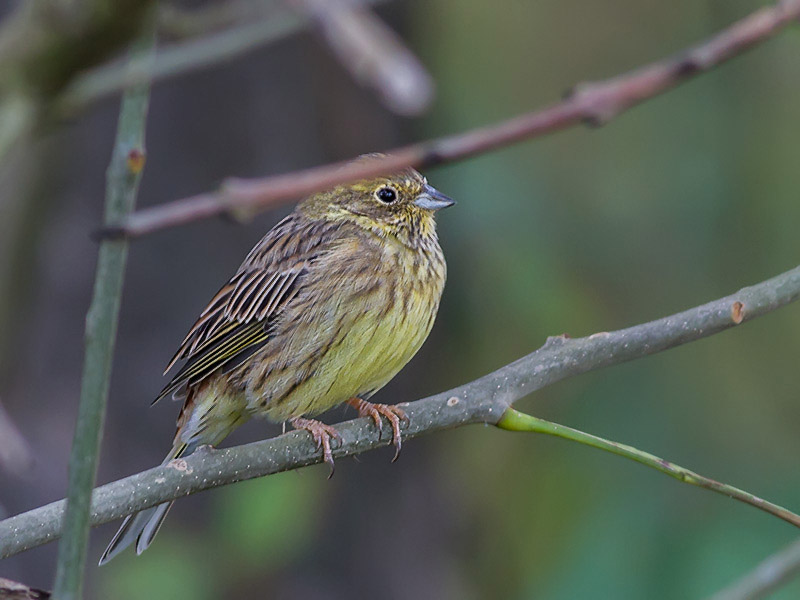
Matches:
[569,81,626,127]
[126,148,146,174]
[731,301,745,324]
[543,333,571,348]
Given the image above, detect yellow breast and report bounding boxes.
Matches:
[244,231,446,422]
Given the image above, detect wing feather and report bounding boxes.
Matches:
[154,214,321,404]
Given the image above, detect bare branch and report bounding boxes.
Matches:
[101,0,800,239]
[57,0,389,114]
[58,3,303,112]
[292,0,434,115]
[709,537,800,600]
[2,263,799,559]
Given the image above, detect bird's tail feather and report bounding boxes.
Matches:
[98,443,187,565]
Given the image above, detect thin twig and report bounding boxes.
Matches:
[2,263,799,559]
[292,0,434,115]
[59,6,300,113]
[709,537,800,600]
[58,0,388,114]
[498,409,800,528]
[157,1,277,40]
[50,31,154,600]
[100,0,800,239]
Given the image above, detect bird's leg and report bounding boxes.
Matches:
[290,417,341,476]
[347,397,409,462]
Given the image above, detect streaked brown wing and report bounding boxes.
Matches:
[154,266,306,403]
[153,211,342,403]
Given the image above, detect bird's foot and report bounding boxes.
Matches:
[347,397,409,462]
[290,417,341,477]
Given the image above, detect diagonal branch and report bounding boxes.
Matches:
[498,409,800,528]
[291,0,434,115]
[709,537,800,600]
[1,263,799,560]
[58,3,305,113]
[56,0,390,115]
[100,0,800,239]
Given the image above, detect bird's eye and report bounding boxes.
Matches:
[375,186,397,204]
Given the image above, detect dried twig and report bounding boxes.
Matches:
[101,0,800,239]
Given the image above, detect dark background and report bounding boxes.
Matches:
[2,0,800,598]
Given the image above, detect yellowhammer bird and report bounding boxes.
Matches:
[99,160,453,564]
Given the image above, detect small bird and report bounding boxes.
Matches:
[99,159,454,564]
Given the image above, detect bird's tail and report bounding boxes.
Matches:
[98,442,188,565]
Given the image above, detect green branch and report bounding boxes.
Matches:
[498,409,800,528]
[50,31,154,600]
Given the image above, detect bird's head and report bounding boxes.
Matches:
[300,156,454,242]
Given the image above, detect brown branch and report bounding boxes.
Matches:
[101,0,800,239]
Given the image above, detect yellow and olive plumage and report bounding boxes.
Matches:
[99,162,453,564]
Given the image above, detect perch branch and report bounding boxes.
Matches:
[50,32,153,600]
[101,0,800,239]
[2,263,799,559]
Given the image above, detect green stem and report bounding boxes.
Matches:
[497,408,800,529]
[51,30,154,600]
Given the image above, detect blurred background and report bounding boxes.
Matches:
[2,0,800,598]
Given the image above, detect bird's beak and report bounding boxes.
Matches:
[413,184,455,211]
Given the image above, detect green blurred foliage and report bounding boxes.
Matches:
[412,0,800,598]
[5,0,800,598]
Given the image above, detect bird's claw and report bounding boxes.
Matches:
[348,397,408,462]
[290,417,342,477]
